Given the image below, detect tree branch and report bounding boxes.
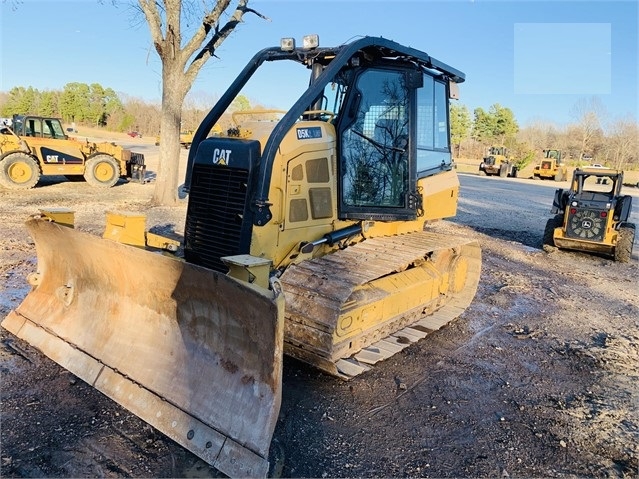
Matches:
[138,0,166,56]
[190,0,269,65]
[180,1,269,90]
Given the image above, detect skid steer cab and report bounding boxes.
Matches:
[0,114,146,189]
[3,35,481,478]
[543,167,635,262]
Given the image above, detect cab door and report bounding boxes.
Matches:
[337,67,413,221]
[26,117,85,174]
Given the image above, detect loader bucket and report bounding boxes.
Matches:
[2,217,284,478]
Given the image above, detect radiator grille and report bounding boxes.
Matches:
[184,163,249,272]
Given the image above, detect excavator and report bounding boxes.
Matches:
[2,35,481,477]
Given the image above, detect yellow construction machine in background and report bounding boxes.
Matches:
[0,115,145,189]
[543,166,635,262]
[155,129,196,148]
[155,124,224,148]
[478,146,518,177]
[533,148,568,181]
[2,35,481,477]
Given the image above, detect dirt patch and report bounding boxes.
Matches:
[1,146,637,478]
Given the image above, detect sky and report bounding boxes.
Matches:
[1,0,637,128]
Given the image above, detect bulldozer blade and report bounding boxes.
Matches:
[2,217,284,478]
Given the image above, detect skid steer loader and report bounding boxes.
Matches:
[0,114,146,189]
[543,166,635,262]
[2,35,481,477]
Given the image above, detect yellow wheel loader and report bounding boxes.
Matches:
[544,167,635,262]
[533,148,567,181]
[2,36,481,477]
[0,115,146,189]
[478,146,518,178]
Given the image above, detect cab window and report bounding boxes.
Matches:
[26,119,42,137]
[416,76,450,177]
[340,68,409,209]
[45,119,65,139]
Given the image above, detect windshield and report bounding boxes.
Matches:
[577,174,618,195]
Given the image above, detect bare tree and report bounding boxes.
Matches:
[570,97,606,162]
[604,118,639,170]
[137,0,267,205]
[182,90,219,132]
[517,120,560,157]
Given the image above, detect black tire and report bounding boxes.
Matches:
[499,164,509,178]
[533,174,540,180]
[554,171,564,182]
[0,152,41,189]
[84,154,120,188]
[614,223,635,263]
[479,170,487,177]
[510,167,518,178]
[543,215,563,247]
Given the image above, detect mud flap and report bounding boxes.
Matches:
[2,218,284,478]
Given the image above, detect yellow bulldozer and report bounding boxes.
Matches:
[2,36,481,477]
[0,115,146,189]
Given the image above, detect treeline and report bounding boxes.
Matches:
[0,84,135,131]
[0,83,208,136]
[1,84,637,170]
[451,100,639,170]
[0,83,248,136]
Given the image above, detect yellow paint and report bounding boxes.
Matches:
[38,208,75,227]
[334,260,443,341]
[103,212,147,247]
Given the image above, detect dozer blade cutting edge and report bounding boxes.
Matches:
[1,217,284,478]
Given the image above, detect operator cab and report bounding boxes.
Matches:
[331,61,451,220]
[184,35,465,271]
[10,115,67,139]
[573,167,622,198]
[186,35,463,225]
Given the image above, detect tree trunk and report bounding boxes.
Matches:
[152,67,188,206]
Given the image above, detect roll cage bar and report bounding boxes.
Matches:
[573,169,624,196]
[184,36,466,226]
